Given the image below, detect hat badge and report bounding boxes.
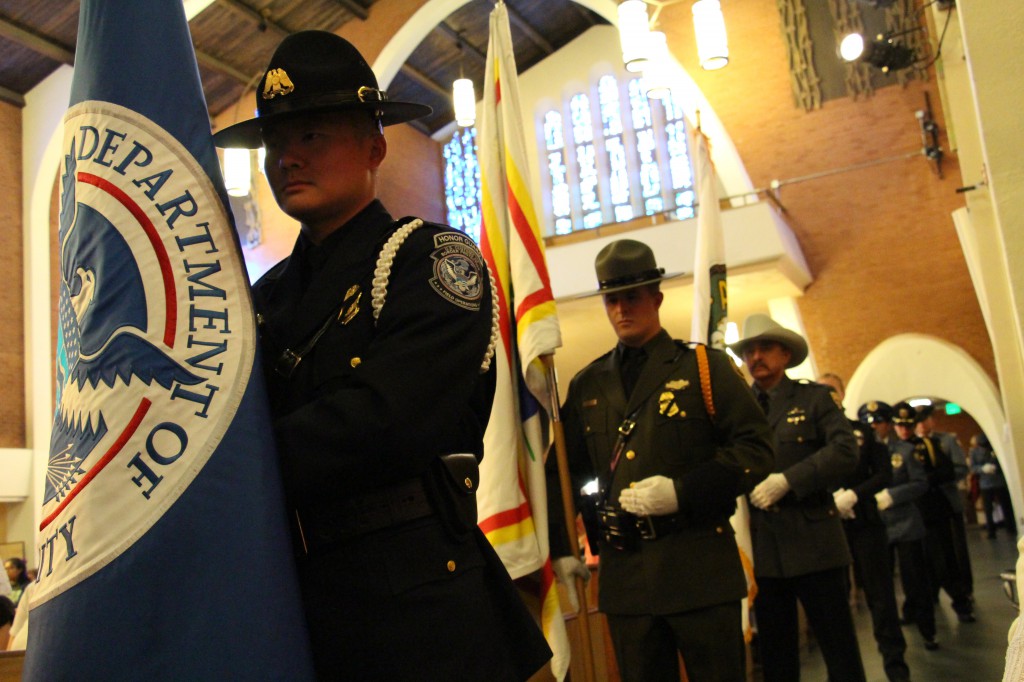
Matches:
[263,68,295,100]
[867,401,878,411]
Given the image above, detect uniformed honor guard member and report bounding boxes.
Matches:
[548,239,774,682]
[820,379,910,682]
[213,31,551,680]
[730,315,864,682]
[893,403,976,624]
[866,401,940,650]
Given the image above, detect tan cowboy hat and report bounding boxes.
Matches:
[728,313,808,367]
[213,31,431,149]
[578,239,684,298]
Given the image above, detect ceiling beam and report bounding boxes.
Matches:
[214,0,289,37]
[0,83,26,108]
[400,64,453,101]
[506,3,553,55]
[329,0,369,21]
[196,51,260,87]
[435,22,487,66]
[0,16,74,65]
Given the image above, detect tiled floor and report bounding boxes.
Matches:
[795,524,1019,681]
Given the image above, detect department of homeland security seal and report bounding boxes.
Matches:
[429,232,484,311]
[38,101,251,605]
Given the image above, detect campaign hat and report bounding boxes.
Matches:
[584,239,683,297]
[727,314,808,368]
[213,31,432,148]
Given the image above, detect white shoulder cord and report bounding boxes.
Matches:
[371,219,500,374]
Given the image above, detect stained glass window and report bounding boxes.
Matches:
[600,75,633,223]
[570,93,602,229]
[442,127,481,243]
[662,89,695,220]
[544,111,573,235]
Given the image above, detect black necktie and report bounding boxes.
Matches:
[620,347,645,397]
[757,390,771,415]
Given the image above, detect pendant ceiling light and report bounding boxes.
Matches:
[223,147,251,197]
[453,77,476,127]
[692,0,729,70]
[642,31,673,100]
[617,0,652,73]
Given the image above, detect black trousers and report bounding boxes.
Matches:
[924,517,974,615]
[606,601,744,682]
[893,539,936,641]
[756,567,866,682]
[845,524,909,679]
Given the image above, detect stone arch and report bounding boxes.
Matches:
[845,333,1020,523]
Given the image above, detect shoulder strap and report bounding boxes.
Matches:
[695,344,716,423]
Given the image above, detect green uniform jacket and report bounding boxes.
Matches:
[749,375,858,578]
[550,330,775,616]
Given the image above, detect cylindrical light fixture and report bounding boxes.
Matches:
[692,0,729,70]
[642,31,672,100]
[453,77,476,127]
[618,0,651,73]
[838,32,866,61]
[223,147,251,197]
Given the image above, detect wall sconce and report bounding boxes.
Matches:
[453,78,476,127]
[838,31,915,73]
[617,0,652,73]
[692,0,729,70]
[223,147,251,197]
[642,31,673,99]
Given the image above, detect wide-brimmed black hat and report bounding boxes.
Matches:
[213,31,432,148]
[582,239,683,297]
[727,314,808,368]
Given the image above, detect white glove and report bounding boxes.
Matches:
[750,473,790,510]
[875,488,894,511]
[833,488,858,520]
[552,556,591,612]
[983,463,998,474]
[618,475,679,517]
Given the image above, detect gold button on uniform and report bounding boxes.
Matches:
[464,477,473,490]
[625,450,636,460]
[350,357,362,368]
[447,560,457,572]
[716,526,724,534]
[796,436,804,443]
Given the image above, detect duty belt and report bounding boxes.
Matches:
[294,477,434,554]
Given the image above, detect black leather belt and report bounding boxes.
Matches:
[637,513,685,540]
[294,478,434,554]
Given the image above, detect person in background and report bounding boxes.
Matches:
[212,31,550,680]
[549,239,775,682]
[915,404,974,598]
[892,402,975,624]
[864,401,939,651]
[4,559,30,608]
[971,433,1018,538]
[731,316,863,682]
[820,376,910,682]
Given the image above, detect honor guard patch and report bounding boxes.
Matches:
[429,232,484,311]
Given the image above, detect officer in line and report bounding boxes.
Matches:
[213,31,551,680]
[549,239,775,682]
[915,403,974,597]
[820,378,910,682]
[731,315,864,682]
[867,402,939,650]
[892,403,976,624]
[970,433,1018,538]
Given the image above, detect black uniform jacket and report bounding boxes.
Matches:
[254,200,549,680]
[912,435,957,523]
[749,376,857,578]
[838,419,892,529]
[550,330,774,616]
[881,438,928,544]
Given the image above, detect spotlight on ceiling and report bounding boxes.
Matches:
[838,32,916,73]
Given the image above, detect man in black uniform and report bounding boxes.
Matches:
[213,31,550,680]
[549,239,774,682]
[820,378,910,682]
[730,315,864,682]
[892,403,976,624]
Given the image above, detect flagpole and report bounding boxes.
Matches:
[542,353,597,682]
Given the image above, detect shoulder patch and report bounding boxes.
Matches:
[428,231,485,311]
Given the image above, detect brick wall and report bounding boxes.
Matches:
[0,101,24,448]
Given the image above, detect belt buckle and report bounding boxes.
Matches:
[275,349,302,378]
[618,419,636,437]
[637,515,657,540]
